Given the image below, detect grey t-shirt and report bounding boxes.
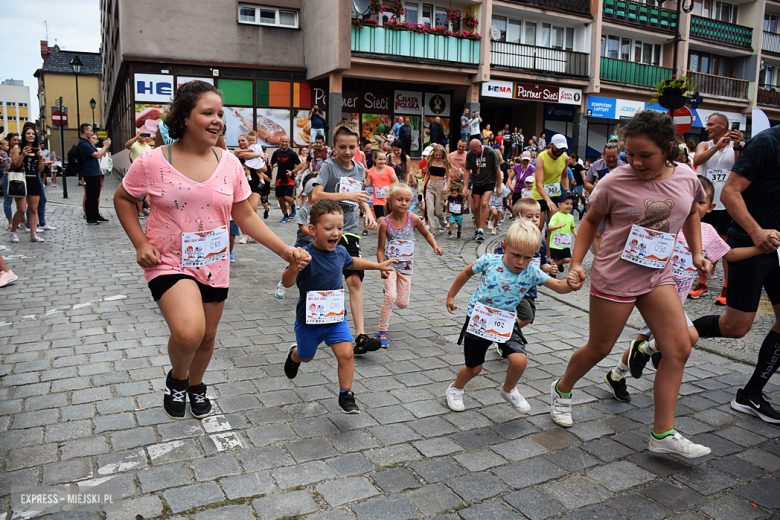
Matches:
[465,146,500,187]
[314,158,366,235]
[295,203,314,245]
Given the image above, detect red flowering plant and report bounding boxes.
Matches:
[384,0,406,20]
[455,30,482,41]
[463,11,479,30]
[429,26,450,36]
[445,8,461,29]
[369,0,383,15]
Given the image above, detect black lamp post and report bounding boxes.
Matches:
[70,56,83,129]
[89,98,96,127]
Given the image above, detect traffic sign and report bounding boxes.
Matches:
[673,107,693,134]
[51,109,68,127]
[97,131,108,139]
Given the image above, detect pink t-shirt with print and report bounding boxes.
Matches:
[673,223,729,305]
[588,164,706,297]
[122,146,251,288]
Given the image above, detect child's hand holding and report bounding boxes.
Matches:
[378,258,399,271]
[550,263,558,276]
[694,256,712,278]
[567,271,583,291]
[434,246,444,256]
[381,270,390,280]
[287,247,311,270]
[446,296,458,314]
[569,264,587,284]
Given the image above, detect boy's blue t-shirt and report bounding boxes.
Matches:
[296,243,353,324]
[468,254,548,314]
[494,242,549,299]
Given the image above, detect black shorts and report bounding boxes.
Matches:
[261,183,271,203]
[726,236,780,313]
[538,196,559,214]
[275,184,294,198]
[702,209,732,236]
[457,316,526,368]
[550,247,571,260]
[471,184,494,197]
[340,235,364,282]
[148,274,228,303]
[373,206,385,218]
[516,297,536,323]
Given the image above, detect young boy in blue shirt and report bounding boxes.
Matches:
[445,219,582,413]
[281,199,395,413]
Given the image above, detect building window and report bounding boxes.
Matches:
[713,1,737,24]
[492,15,507,41]
[765,14,779,33]
[19,103,27,107]
[688,51,734,76]
[7,102,15,107]
[601,34,661,65]
[238,5,299,28]
[525,22,536,46]
[19,117,28,121]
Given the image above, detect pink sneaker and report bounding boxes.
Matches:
[0,271,18,287]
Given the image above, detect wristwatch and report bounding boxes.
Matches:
[733,144,743,151]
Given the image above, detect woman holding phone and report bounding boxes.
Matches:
[9,123,45,242]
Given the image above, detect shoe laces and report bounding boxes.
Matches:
[190,391,208,404]
[169,388,186,403]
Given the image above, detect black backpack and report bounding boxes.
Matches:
[66,144,83,176]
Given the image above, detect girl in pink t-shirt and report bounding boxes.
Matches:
[114,81,310,421]
[551,110,712,459]
[364,151,398,218]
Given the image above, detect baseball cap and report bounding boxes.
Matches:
[520,151,531,160]
[559,191,575,202]
[422,145,434,156]
[524,177,534,184]
[492,143,501,149]
[550,134,568,150]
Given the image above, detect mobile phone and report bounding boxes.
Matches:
[31,147,39,154]
[731,121,740,132]
[141,133,151,138]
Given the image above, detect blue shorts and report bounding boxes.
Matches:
[449,214,463,225]
[229,220,240,236]
[294,319,353,359]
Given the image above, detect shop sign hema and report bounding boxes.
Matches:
[134,74,174,103]
[481,80,514,99]
[394,91,423,114]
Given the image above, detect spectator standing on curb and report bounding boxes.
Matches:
[78,124,111,225]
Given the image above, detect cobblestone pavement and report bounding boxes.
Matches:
[1,176,779,519]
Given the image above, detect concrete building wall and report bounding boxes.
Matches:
[0,83,32,137]
[302,0,351,80]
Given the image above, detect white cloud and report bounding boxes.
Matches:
[0,0,101,124]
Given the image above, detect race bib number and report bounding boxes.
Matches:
[544,183,561,197]
[374,185,388,199]
[552,232,572,248]
[530,258,541,270]
[305,290,345,324]
[388,239,414,263]
[338,178,363,206]
[621,224,676,269]
[489,192,503,207]
[672,241,698,279]
[468,303,515,343]
[181,226,229,268]
[707,169,728,184]
[449,202,462,213]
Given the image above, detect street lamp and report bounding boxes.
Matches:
[89,98,96,127]
[70,55,83,129]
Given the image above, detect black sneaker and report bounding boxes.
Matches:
[284,344,301,379]
[187,383,212,419]
[353,333,381,355]
[471,231,479,241]
[457,232,461,239]
[338,391,360,414]
[627,339,651,379]
[731,389,780,424]
[164,370,188,420]
[651,352,662,370]
[604,370,631,402]
[476,231,485,242]
[263,209,269,219]
[96,216,109,222]
[464,208,470,214]
[87,220,100,225]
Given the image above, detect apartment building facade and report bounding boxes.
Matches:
[0,79,32,136]
[101,0,779,165]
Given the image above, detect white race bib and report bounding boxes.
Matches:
[672,241,698,279]
[706,169,728,184]
[305,290,345,324]
[338,178,363,206]
[388,239,414,263]
[468,303,515,343]
[621,224,676,269]
[544,183,561,197]
[552,232,572,248]
[374,185,388,199]
[530,257,541,270]
[489,192,503,207]
[181,226,229,268]
[449,202,462,213]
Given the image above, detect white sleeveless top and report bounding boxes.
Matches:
[701,140,735,211]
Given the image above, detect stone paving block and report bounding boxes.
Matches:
[190,454,241,481]
[493,457,566,489]
[700,494,769,520]
[627,452,693,477]
[5,443,58,471]
[365,444,422,466]
[606,494,668,520]
[163,482,225,514]
[368,423,420,445]
[408,416,458,438]
[138,463,194,493]
[328,429,380,454]
[673,465,738,495]
[0,468,38,495]
[371,467,421,493]
[586,460,655,492]
[272,460,336,489]
[71,387,113,405]
[105,495,164,520]
[367,404,416,425]
[558,504,626,520]
[221,471,275,499]
[734,477,780,510]
[97,448,148,476]
[61,435,110,460]
[0,427,44,449]
[135,407,170,426]
[711,454,767,481]
[738,448,780,472]
[237,446,294,472]
[146,439,202,465]
[458,501,520,520]
[504,488,561,520]
[43,458,93,485]
[317,476,380,506]
[286,437,338,463]
[581,437,636,462]
[11,409,58,429]
[247,423,297,447]
[640,481,705,512]
[451,427,503,450]
[327,453,375,477]
[93,413,136,433]
[252,490,319,519]
[541,475,614,510]
[413,437,464,458]
[444,410,493,431]
[351,494,421,520]
[405,483,462,516]
[446,471,507,502]
[410,457,465,483]
[110,426,156,451]
[490,437,549,462]
[23,393,68,412]
[194,504,256,520]
[526,430,580,451]
[157,418,205,442]
[544,447,600,473]
[220,394,263,413]
[490,418,540,440]
[307,512,353,520]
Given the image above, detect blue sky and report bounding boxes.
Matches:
[1,0,101,122]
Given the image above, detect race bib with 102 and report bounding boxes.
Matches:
[621,224,676,269]
[305,290,345,324]
[182,226,229,268]
[468,303,515,343]
[338,178,363,206]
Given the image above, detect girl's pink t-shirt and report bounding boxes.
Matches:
[588,164,706,297]
[367,166,395,205]
[122,146,250,288]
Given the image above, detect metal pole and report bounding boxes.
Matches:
[58,97,68,199]
[672,0,682,74]
[75,74,81,129]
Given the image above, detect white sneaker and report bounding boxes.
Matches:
[31,235,44,242]
[35,227,44,233]
[550,380,573,427]
[446,383,465,412]
[0,270,18,287]
[501,387,531,414]
[0,245,5,251]
[275,282,286,299]
[238,235,248,244]
[648,431,711,458]
[488,221,494,230]
[40,224,57,231]
[9,232,18,243]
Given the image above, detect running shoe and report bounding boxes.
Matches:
[0,245,5,251]
[31,235,44,243]
[290,205,297,218]
[446,383,465,412]
[238,235,248,244]
[187,383,211,419]
[353,333,381,355]
[604,370,631,403]
[230,252,235,262]
[471,231,479,241]
[275,282,286,299]
[338,391,360,414]
[52,183,57,187]
[279,216,290,223]
[715,286,727,306]
[464,208,470,214]
[375,331,388,348]
[96,216,109,222]
[550,380,573,427]
[457,232,461,239]
[627,339,651,379]
[264,209,269,219]
[688,282,708,299]
[476,231,485,242]
[491,227,497,235]
[0,271,18,287]
[163,370,188,420]
[40,224,57,231]
[648,431,711,458]
[87,220,100,225]
[284,344,301,379]
[9,233,18,243]
[488,221,494,231]
[500,387,531,413]
[731,389,780,424]
[447,231,454,239]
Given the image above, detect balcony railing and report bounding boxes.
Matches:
[599,57,673,88]
[502,0,590,16]
[687,71,749,99]
[603,0,678,34]
[757,84,780,107]
[351,25,480,65]
[490,41,589,77]
[690,15,752,49]
[763,31,780,55]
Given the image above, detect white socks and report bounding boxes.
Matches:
[612,361,629,381]
[640,339,659,355]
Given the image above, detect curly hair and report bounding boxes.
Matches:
[166,80,223,141]
[620,110,679,164]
